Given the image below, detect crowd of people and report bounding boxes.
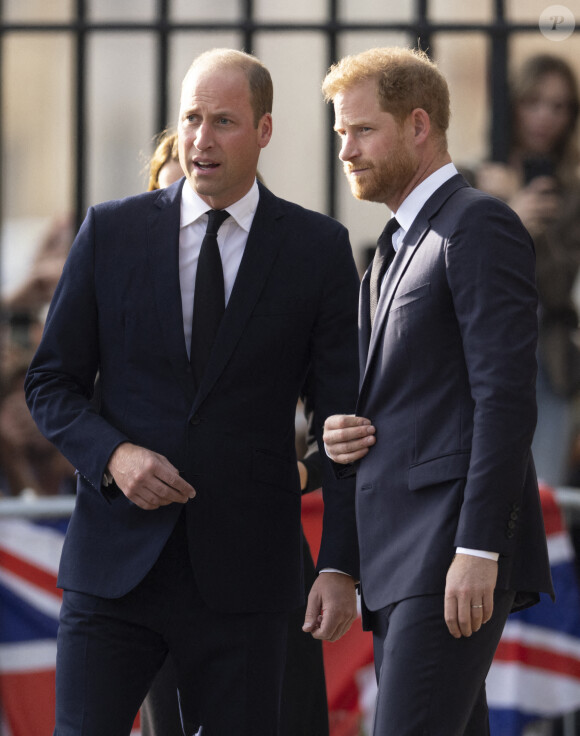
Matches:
[0,45,579,736]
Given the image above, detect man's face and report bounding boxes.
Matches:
[333,78,418,208]
[178,64,272,209]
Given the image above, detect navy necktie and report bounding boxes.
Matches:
[369,217,399,326]
[190,209,230,384]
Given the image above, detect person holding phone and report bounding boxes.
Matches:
[476,54,580,487]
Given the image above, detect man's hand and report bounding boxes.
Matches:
[302,572,357,642]
[107,442,196,510]
[323,414,376,464]
[444,554,498,639]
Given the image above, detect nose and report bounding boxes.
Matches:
[339,133,358,162]
[194,121,213,151]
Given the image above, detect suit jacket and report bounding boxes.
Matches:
[25,180,360,613]
[353,174,553,615]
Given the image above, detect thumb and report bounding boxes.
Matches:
[302,589,323,632]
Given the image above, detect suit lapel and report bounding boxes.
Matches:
[359,267,372,388]
[192,184,285,411]
[359,174,469,405]
[146,179,197,404]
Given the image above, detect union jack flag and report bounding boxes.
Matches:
[487,486,580,734]
[0,517,142,736]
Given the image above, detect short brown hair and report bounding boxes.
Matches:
[147,130,179,191]
[322,47,450,145]
[184,48,273,127]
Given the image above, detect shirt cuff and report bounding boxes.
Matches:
[456,547,499,561]
[319,568,349,575]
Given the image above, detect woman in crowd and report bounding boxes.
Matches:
[476,54,580,487]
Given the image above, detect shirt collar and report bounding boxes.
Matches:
[180,178,260,232]
[393,162,458,234]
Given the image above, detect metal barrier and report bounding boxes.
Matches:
[0,493,75,518]
[2,487,580,519]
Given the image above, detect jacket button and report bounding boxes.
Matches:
[506,531,514,539]
[507,520,516,530]
[190,415,201,426]
[510,511,518,520]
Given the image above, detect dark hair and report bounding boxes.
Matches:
[510,54,579,167]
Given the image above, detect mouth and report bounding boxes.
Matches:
[346,166,370,177]
[194,161,220,172]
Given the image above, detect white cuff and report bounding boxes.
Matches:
[456,547,499,561]
[319,568,349,575]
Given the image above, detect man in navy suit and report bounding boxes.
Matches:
[25,48,360,736]
[322,47,554,735]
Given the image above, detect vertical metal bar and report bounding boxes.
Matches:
[326,0,338,218]
[415,0,432,55]
[490,0,510,161]
[74,0,87,230]
[242,0,254,55]
[0,0,4,296]
[156,0,170,136]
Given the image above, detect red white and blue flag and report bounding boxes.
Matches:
[2,487,580,736]
[0,516,142,736]
[486,486,580,735]
[0,517,65,736]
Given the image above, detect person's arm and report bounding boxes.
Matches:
[443,195,538,637]
[300,223,361,640]
[24,206,195,508]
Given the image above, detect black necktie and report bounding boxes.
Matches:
[369,217,399,326]
[190,209,230,384]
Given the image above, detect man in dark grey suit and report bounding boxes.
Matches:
[322,46,554,736]
[25,48,360,736]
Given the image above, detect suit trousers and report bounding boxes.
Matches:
[53,513,289,736]
[370,589,515,736]
[140,533,329,736]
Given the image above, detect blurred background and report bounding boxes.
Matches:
[1,0,579,286]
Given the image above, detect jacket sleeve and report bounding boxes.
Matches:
[25,206,129,493]
[303,223,361,578]
[448,196,538,555]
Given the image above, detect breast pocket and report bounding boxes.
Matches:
[391,282,430,311]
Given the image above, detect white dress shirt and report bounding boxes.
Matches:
[179,179,259,358]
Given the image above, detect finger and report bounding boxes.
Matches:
[326,444,374,465]
[457,598,474,637]
[323,434,376,463]
[470,602,484,632]
[154,459,196,498]
[302,590,323,633]
[444,594,461,639]
[150,483,190,505]
[310,610,340,641]
[126,487,167,511]
[154,475,194,502]
[312,604,357,642]
[482,595,494,625]
[323,414,370,432]
[323,422,375,447]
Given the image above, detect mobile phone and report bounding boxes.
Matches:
[523,156,556,184]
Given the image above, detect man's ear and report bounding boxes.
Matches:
[411,108,430,145]
[257,113,273,149]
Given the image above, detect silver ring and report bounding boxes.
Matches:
[471,604,483,609]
